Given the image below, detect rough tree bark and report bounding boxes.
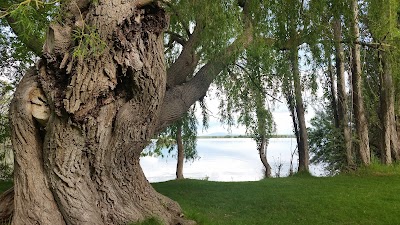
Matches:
[351,0,371,165]
[166,25,202,89]
[176,124,184,180]
[0,1,254,224]
[333,18,354,167]
[290,46,309,172]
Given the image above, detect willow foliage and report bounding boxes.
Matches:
[144,107,199,162]
[166,0,242,60]
[0,0,59,81]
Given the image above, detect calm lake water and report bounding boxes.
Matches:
[140,138,327,182]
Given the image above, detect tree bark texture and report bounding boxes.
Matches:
[166,25,202,89]
[290,47,309,172]
[176,124,184,180]
[333,18,354,167]
[1,1,254,224]
[351,0,371,165]
[379,51,400,164]
[10,71,65,225]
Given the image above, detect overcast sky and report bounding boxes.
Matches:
[196,87,317,136]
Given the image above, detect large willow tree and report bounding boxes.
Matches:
[0,0,254,224]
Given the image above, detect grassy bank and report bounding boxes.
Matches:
[1,173,399,225]
[154,173,400,225]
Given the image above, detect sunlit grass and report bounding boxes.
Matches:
[154,172,400,225]
[348,161,400,177]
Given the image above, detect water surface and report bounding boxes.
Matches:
[140,138,327,182]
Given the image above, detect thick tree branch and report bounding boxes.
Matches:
[157,24,254,132]
[166,31,187,46]
[166,24,203,88]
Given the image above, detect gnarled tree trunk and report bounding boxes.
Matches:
[0,1,254,224]
[7,1,189,224]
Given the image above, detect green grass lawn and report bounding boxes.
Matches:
[1,172,400,225]
[153,173,400,225]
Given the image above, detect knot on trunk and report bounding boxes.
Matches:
[29,87,50,126]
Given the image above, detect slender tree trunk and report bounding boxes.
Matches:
[351,0,371,165]
[254,93,272,178]
[258,135,272,178]
[176,124,185,179]
[379,51,400,163]
[287,95,300,149]
[327,57,339,129]
[290,47,309,172]
[333,18,354,167]
[287,94,302,174]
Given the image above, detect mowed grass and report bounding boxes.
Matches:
[1,169,400,225]
[153,172,400,225]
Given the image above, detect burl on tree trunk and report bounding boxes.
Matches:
[0,1,197,224]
